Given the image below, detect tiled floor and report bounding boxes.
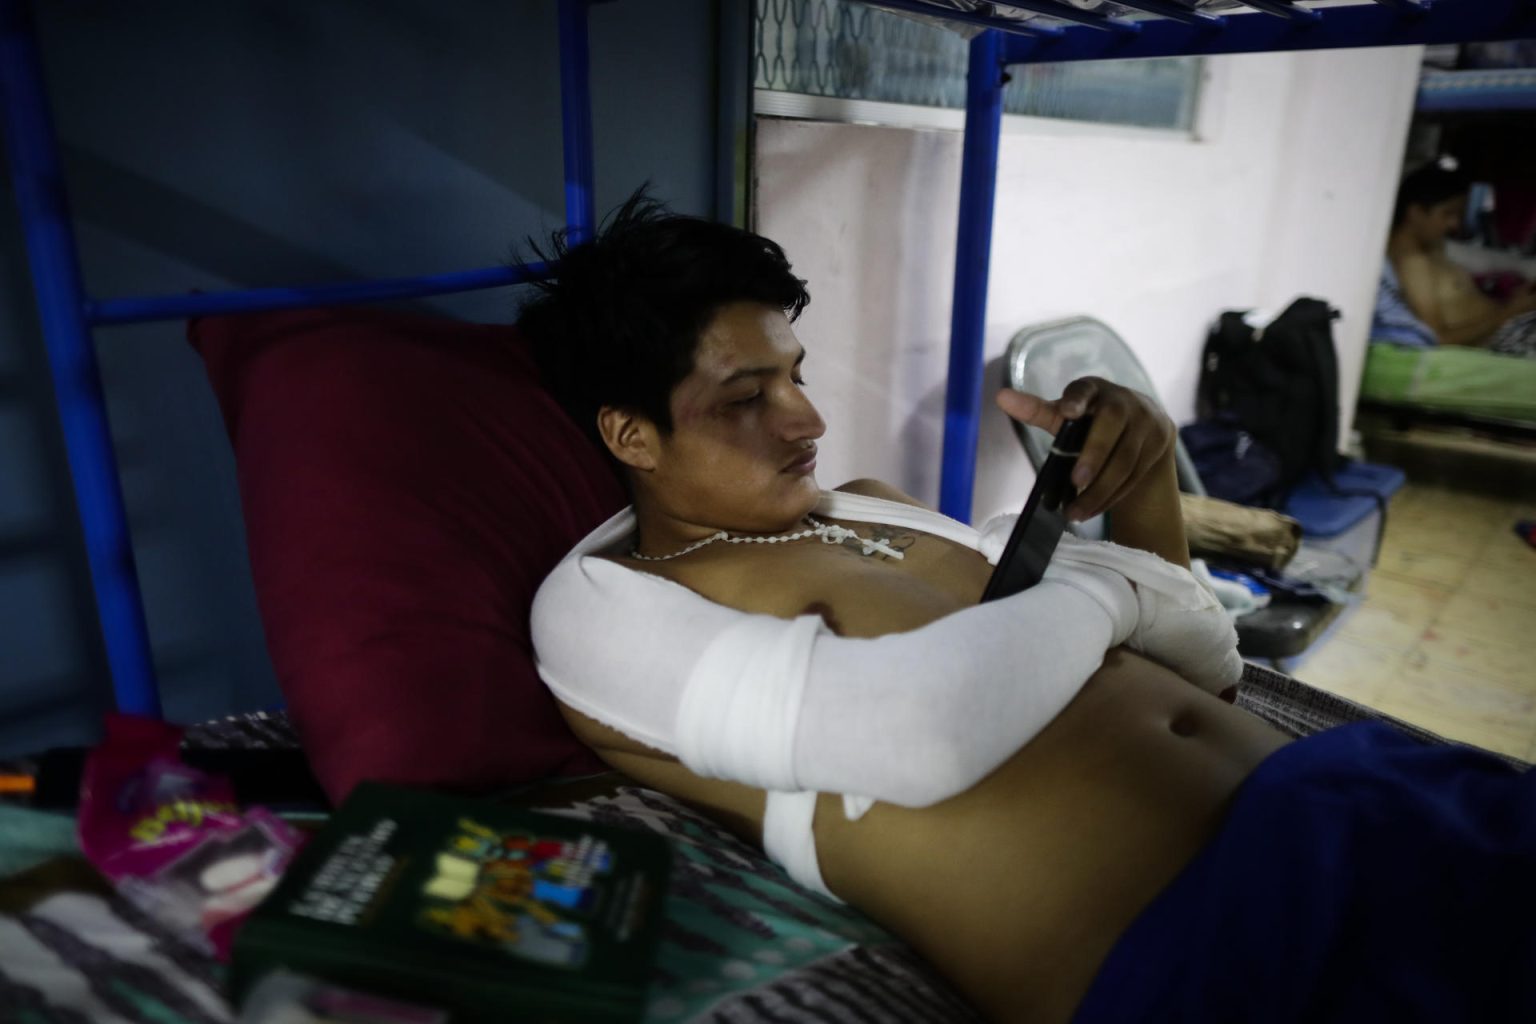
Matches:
[1294,483,1536,761]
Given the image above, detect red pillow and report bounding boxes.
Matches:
[189,306,622,802]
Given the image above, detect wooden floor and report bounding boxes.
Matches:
[1294,482,1536,761]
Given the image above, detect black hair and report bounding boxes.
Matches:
[518,190,810,447]
[1392,161,1471,228]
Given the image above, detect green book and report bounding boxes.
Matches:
[230,782,671,1023]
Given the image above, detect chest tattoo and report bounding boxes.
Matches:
[836,524,918,561]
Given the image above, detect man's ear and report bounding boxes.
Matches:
[596,406,659,472]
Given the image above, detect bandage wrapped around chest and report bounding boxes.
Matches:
[532,490,1241,812]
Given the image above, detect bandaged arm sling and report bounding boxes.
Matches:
[532,490,1241,812]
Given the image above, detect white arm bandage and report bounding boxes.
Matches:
[762,572,1130,808]
[535,547,1140,809]
[1016,528,1243,698]
[532,502,1240,812]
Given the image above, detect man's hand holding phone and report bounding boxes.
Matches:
[996,376,1176,524]
[997,377,1189,570]
[979,416,1089,602]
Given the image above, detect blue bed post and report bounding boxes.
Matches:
[0,0,162,718]
[558,0,597,244]
[938,28,1006,523]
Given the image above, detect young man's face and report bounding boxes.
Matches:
[1407,195,1466,247]
[646,301,826,533]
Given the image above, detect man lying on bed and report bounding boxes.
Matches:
[1379,160,1536,357]
[523,194,1535,1024]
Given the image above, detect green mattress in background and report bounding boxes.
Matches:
[1360,343,1536,421]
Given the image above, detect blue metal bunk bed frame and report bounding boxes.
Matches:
[1,0,1533,722]
[1418,65,1536,110]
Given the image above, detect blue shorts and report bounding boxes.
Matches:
[1073,722,1536,1024]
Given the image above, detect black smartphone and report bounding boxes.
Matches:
[980,416,1093,602]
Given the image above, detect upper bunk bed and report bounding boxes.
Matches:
[1,0,1534,719]
[1418,66,1536,110]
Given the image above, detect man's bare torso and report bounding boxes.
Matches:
[1391,246,1503,345]
[561,482,1289,1022]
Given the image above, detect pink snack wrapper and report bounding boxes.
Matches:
[77,714,306,960]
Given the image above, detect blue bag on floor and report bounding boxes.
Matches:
[1179,418,1286,508]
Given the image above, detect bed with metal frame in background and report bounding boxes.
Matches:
[1359,48,1536,451]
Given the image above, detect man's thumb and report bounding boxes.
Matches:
[996,389,1055,428]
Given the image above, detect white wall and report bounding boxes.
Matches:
[755,46,1421,524]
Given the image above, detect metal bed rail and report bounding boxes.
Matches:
[1416,66,1536,111]
[0,0,599,719]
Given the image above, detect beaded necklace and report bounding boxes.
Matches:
[630,514,906,562]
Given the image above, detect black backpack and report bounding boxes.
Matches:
[1195,297,1344,502]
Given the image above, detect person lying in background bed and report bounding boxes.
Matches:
[1379,160,1536,357]
[523,194,1535,1024]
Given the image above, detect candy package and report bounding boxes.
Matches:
[77,714,306,960]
